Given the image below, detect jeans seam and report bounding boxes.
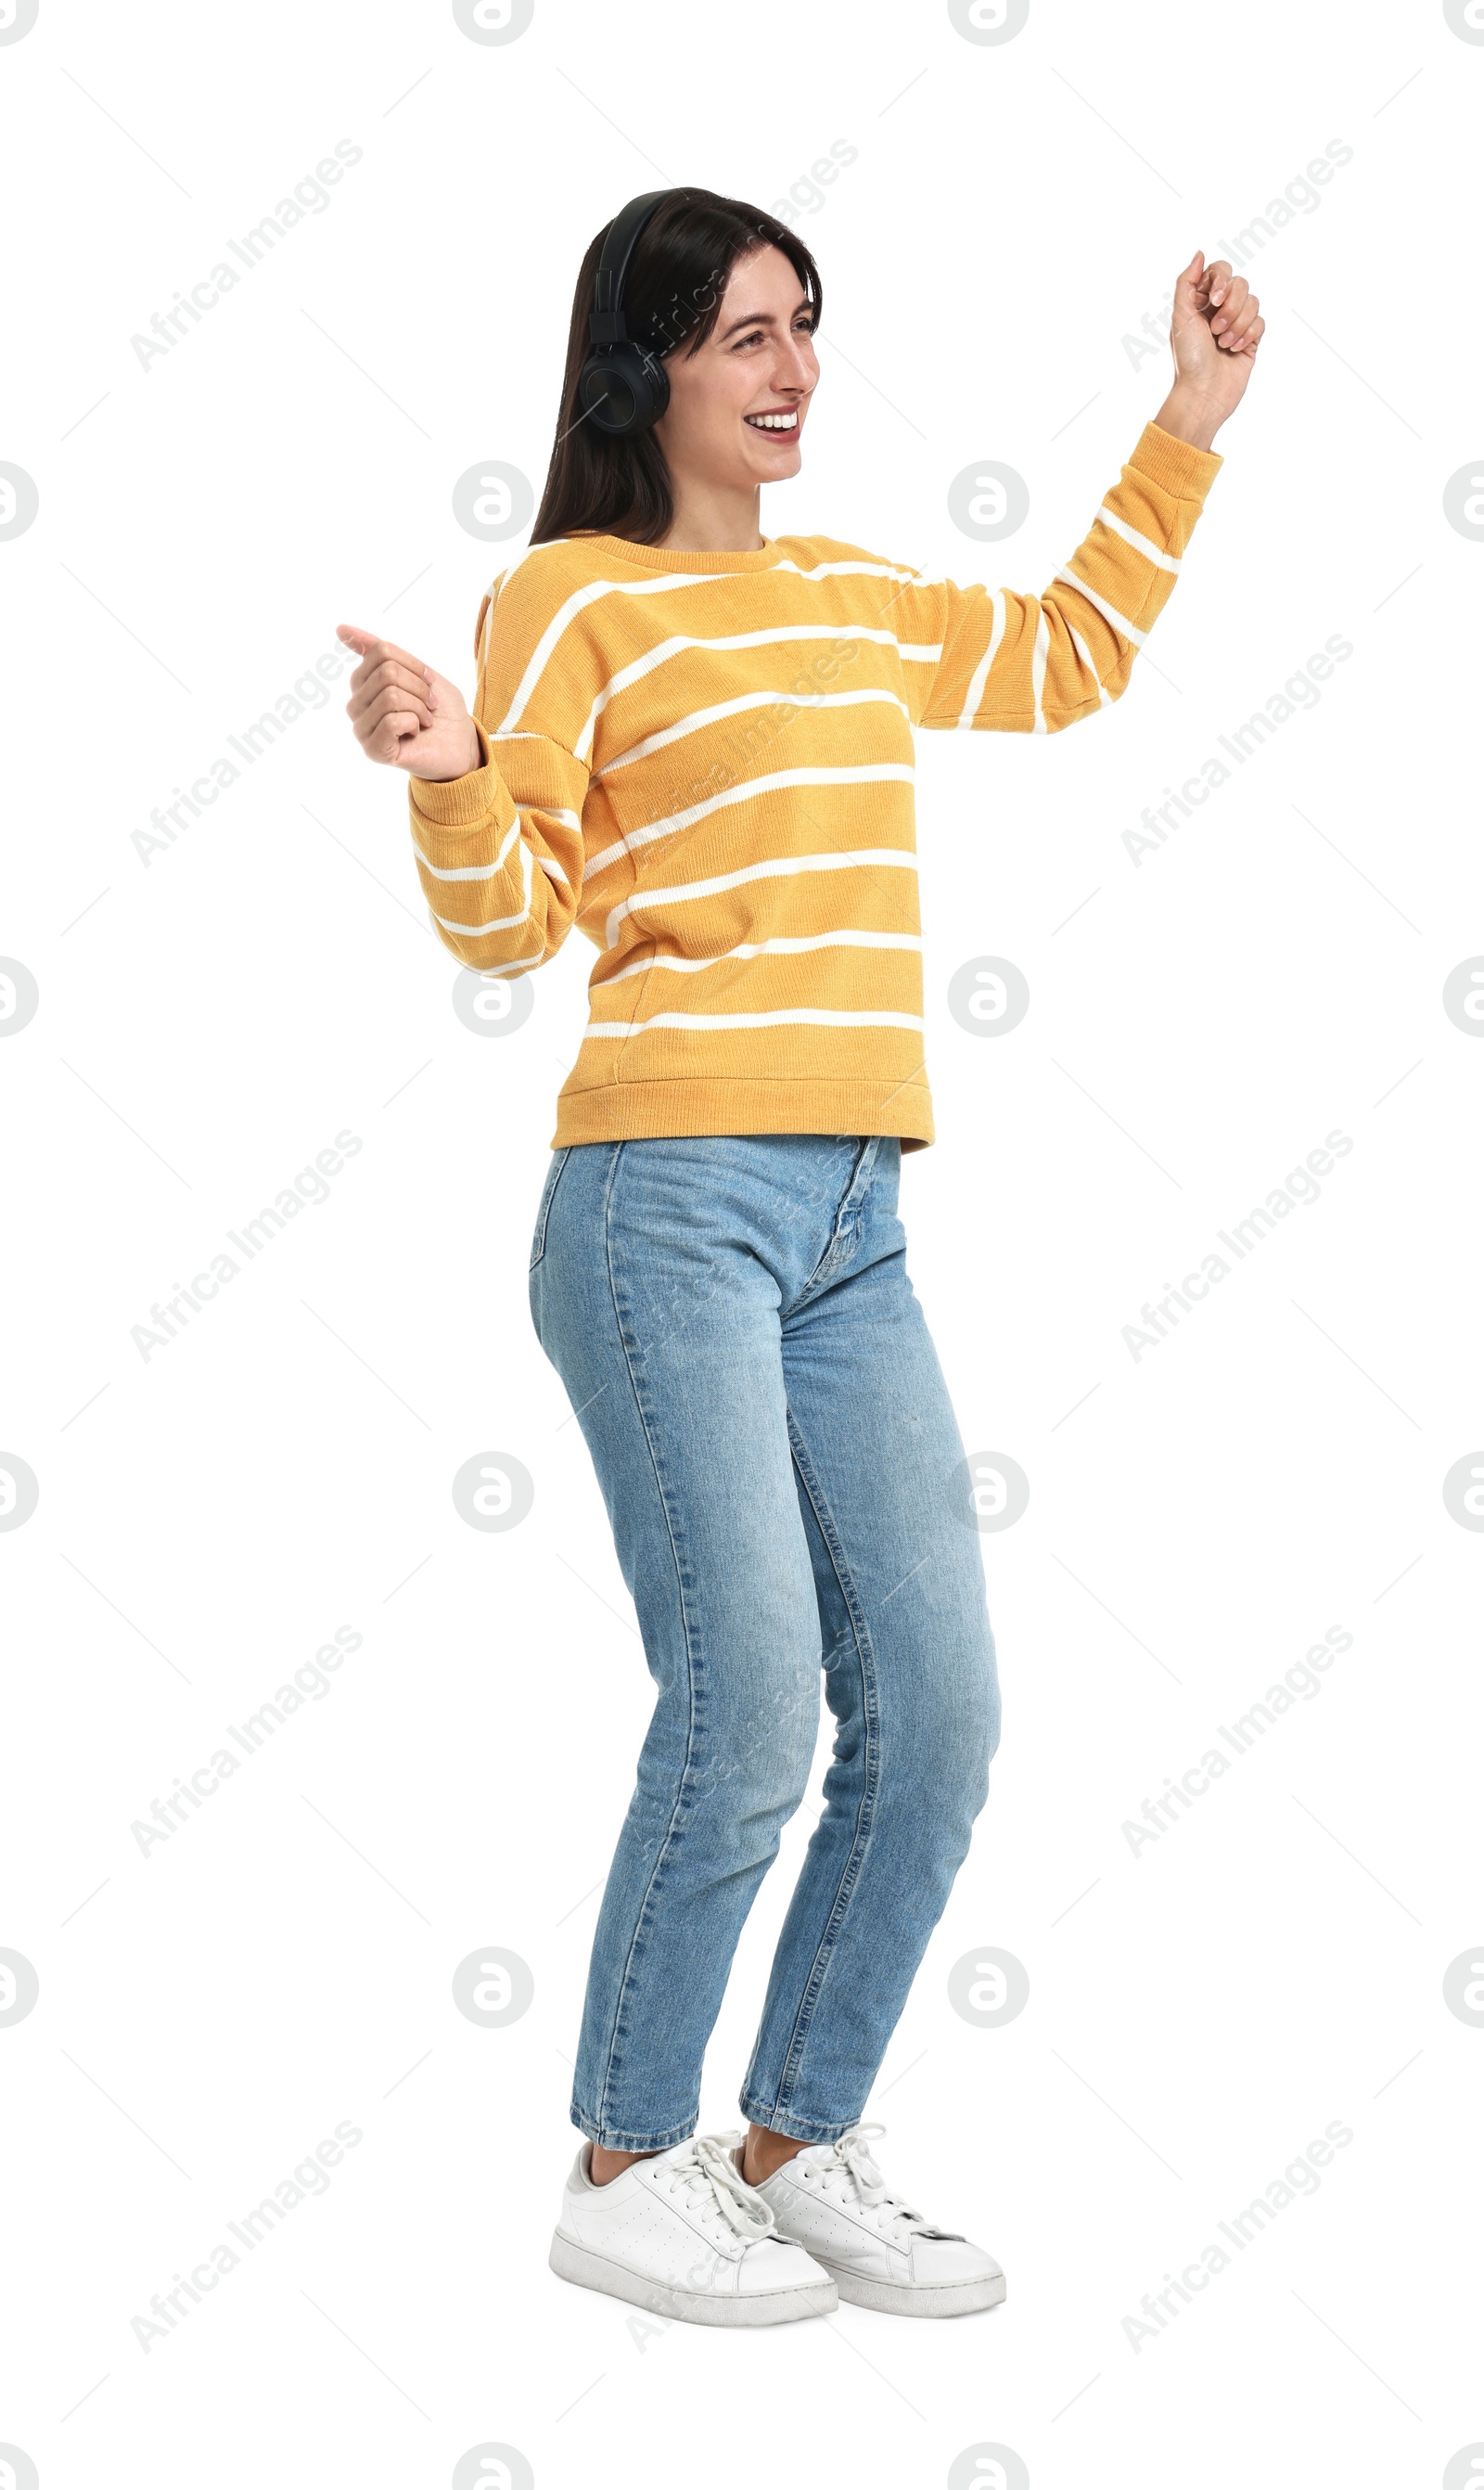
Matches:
[586,1141,706,2146]
[750,1408,881,2128]
[790,1137,878,1311]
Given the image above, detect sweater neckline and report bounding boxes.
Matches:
[568,531,783,575]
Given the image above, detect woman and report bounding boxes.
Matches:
[339,187,1260,2328]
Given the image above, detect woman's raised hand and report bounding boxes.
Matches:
[1181,252,1263,393]
[1154,251,1264,449]
[336,624,482,782]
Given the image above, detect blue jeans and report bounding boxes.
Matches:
[528,1133,1001,2151]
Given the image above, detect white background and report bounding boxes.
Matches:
[3,1,1481,2484]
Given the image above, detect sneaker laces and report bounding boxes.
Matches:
[817,2124,961,2242]
[666,2132,776,2242]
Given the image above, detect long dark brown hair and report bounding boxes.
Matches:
[530,188,823,548]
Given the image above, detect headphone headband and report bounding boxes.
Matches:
[589,188,675,339]
[577,189,684,439]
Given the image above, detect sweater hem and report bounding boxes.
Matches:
[551,1077,936,1152]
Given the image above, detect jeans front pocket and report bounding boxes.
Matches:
[529,1146,573,1271]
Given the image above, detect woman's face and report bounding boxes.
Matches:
[653,243,819,494]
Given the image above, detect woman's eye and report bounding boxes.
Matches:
[732,319,814,350]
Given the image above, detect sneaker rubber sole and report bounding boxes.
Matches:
[823,2261,1007,2317]
[548,2228,838,2327]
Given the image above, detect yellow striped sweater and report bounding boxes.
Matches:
[409,418,1222,1150]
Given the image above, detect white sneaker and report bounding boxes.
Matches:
[549,2129,837,2327]
[751,2123,1006,2317]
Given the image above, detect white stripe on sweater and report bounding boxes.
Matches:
[493,555,929,738]
[480,552,536,660]
[1096,505,1181,571]
[412,815,522,881]
[601,844,917,950]
[414,813,576,886]
[954,588,1006,730]
[575,626,938,763]
[495,571,756,735]
[597,687,912,777]
[1055,568,1146,648]
[461,946,545,977]
[582,1007,926,1036]
[1030,610,1050,736]
[584,763,915,882]
[589,927,923,989]
[432,841,534,939]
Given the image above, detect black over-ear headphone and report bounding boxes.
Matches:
[575,189,680,439]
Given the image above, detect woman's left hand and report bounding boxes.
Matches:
[1156,250,1264,449]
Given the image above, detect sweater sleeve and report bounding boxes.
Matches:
[890,420,1222,736]
[406,560,594,978]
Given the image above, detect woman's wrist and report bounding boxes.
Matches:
[1150,387,1223,454]
[419,719,484,782]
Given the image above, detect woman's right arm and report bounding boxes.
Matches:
[337,595,589,981]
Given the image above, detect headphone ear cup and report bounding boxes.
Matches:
[580,340,670,438]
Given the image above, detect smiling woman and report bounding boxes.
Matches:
[530,189,825,547]
[336,181,1262,2332]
